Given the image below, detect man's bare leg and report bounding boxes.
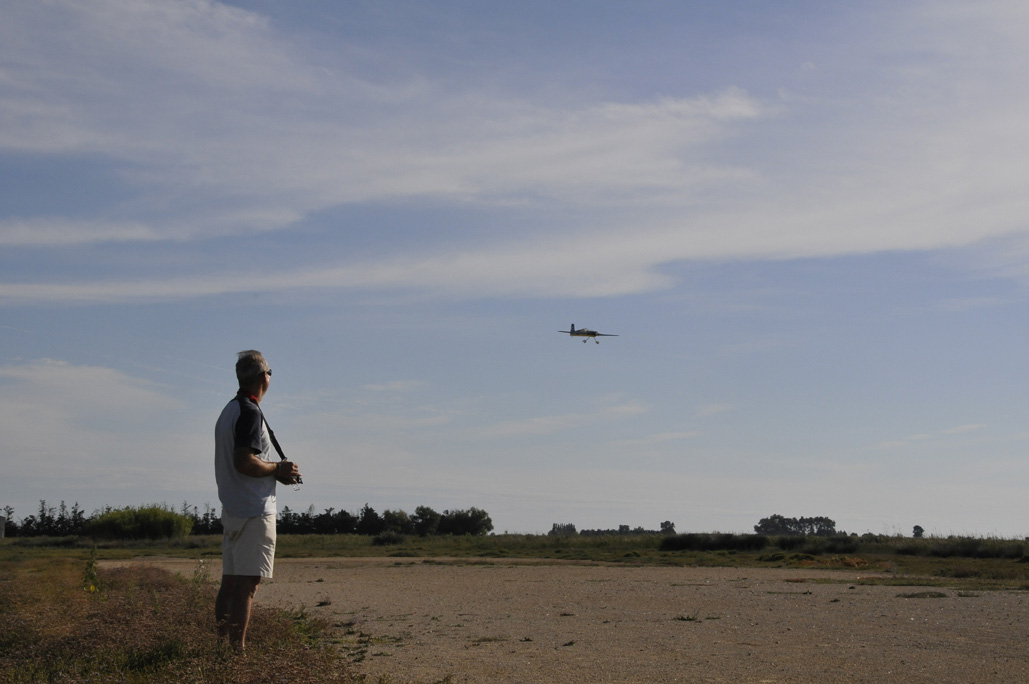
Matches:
[216,575,262,649]
[215,575,236,639]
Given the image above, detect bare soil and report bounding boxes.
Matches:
[137,557,1029,683]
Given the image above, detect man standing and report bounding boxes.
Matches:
[214,350,301,650]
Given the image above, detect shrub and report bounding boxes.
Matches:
[372,531,406,546]
[660,533,769,552]
[891,536,1027,559]
[894,541,926,556]
[772,535,857,555]
[85,505,193,540]
[776,536,806,551]
[824,536,860,554]
[927,537,1026,559]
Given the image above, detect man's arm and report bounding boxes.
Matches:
[232,446,279,478]
[232,446,301,483]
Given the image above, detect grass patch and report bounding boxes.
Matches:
[897,591,948,599]
[0,555,354,683]
[8,531,1029,591]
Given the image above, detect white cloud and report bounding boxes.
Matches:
[419,89,766,205]
[697,404,735,418]
[462,401,647,440]
[874,422,986,450]
[617,431,699,447]
[0,359,196,510]
[0,3,769,228]
[0,0,315,154]
[464,413,592,440]
[0,358,182,426]
[2,0,1029,305]
[0,218,163,246]
[935,297,1001,313]
[361,380,426,393]
[941,423,985,436]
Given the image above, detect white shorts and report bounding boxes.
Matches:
[221,513,276,578]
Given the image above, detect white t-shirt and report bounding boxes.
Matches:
[214,394,277,518]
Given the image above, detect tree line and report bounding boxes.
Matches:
[2,501,88,537]
[2,504,922,544]
[0,500,494,538]
[276,504,493,536]
[548,521,676,536]
[753,514,840,537]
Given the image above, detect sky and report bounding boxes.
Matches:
[2,0,1029,537]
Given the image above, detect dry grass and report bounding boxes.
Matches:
[0,553,356,684]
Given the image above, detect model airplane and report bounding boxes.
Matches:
[559,324,618,343]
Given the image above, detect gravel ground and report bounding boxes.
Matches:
[136,557,1029,683]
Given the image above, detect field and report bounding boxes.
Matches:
[4,533,1029,683]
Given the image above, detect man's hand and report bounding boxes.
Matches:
[275,460,302,485]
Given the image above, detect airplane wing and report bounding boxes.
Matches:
[558,325,617,337]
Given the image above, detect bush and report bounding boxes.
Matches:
[825,536,860,554]
[894,540,926,556]
[660,533,769,552]
[372,531,406,546]
[927,537,1026,559]
[85,505,193,540]
[776,536,806,551]
[890,536,1026,559]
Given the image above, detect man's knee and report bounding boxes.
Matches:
[233,575,262,597]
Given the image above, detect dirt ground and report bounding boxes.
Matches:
[135,557,1029,683]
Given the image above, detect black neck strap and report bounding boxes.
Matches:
[236,394,287,462]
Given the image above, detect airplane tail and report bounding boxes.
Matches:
[569,324,576,332]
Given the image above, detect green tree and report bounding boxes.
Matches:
[356,504,385,535]
[412,506,441,536]
[755,514,837,537]
[382,509,414,535]
[438,507,493,536]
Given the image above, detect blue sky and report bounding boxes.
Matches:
[2,0,1029,536]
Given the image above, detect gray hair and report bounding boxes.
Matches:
[235,350,269,387]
